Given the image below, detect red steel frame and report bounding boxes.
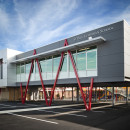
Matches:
[20,50,49,105]
[20,39,94,110]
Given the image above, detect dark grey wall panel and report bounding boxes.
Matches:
[124,21,130,79]
[98,53,124,66]
[16,21,124,59]
[15,20,127,85]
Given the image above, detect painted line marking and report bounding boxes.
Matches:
[39,110,87,118]
[91,110,105,113]
[0,103,84,114]
[0,104,14,107]
[24,104,39,106]
[17,103,41,107]
[0,102,125,114]
[8,113,58,125]
[59,107,79,111]
[0,106,30,109]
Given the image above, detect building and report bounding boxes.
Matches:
[0,20,130,106]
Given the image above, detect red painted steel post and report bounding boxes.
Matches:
[20,83,24,104]
[23,50,36,103]
[35,59,48,105]
[88,87,89,100]
[23,59,34,103]
[49,52,64,106]
[68,50,88,110]
[88,78,94,110]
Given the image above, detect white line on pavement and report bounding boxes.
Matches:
[39,110,87,118]
[0,104,14,107]
[91,110,105,113]
[0,103,84,114]
[8,113,58,125]
[24,104,39,106]
[0,106,30,109]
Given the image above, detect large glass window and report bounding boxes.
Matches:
[35,61,39,73]
[53,55,60,72]
[16,64,20,74]
[20,64,25,74]
[69,51,77,72]
[25,62,32,74]
[77,50,86,71]
[40,58,46,73]
[16,46,97,81]
[87,50,97,70]
[61,54,67,72]
[46,57,52,72]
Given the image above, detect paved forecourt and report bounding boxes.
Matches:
[0,102,130,130]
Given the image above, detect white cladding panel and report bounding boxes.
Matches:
[0,49,7,87]
[0,48,22,87]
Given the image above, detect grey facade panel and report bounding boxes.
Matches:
[8,20,130,87]
[124,21,130,79]
[16,21,124,59]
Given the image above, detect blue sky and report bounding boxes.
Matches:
[0,0,130,52]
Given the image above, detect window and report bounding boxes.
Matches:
[16,64,20,74]
[25,62,31,74]
[53,55,60,72]
[20,63,25,74]
[0,59,3,79]
[77,50,86,71]
[46,57,52,72]
[61,54,67,72]
[40,59,46,73]
[69,51,77,72]
[87,50,97,70]
[35,60,42,73]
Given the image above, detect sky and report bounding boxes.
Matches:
[0,0,130,52]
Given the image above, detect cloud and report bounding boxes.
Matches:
[117,5,130,23]
[0,8,9,32]
[0,0,130,52]
[12,0,80,51]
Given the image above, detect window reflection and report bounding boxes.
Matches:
[16,45,97,81]
[61,54,67,72]
[16,64,20,74]
[87,50,96,70]
[69,51,76,72]
[77,51,86,71]
[53,55,60,72]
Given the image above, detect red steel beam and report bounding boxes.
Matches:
[68,50,88,110]
[35,58,48,105]
[21,50,36,104]
[49,52,64,106]
[23,59,34,103]
[20,40,94,111]
[49,39,94,110]
[88,78,94,110]
[49,40,68,106]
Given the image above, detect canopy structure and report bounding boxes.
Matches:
[11,36,106,64]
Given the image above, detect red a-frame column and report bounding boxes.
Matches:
[49,39,94,110]
[35,58,48,105]
[20,50,48,105]
[20,39,94,110]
